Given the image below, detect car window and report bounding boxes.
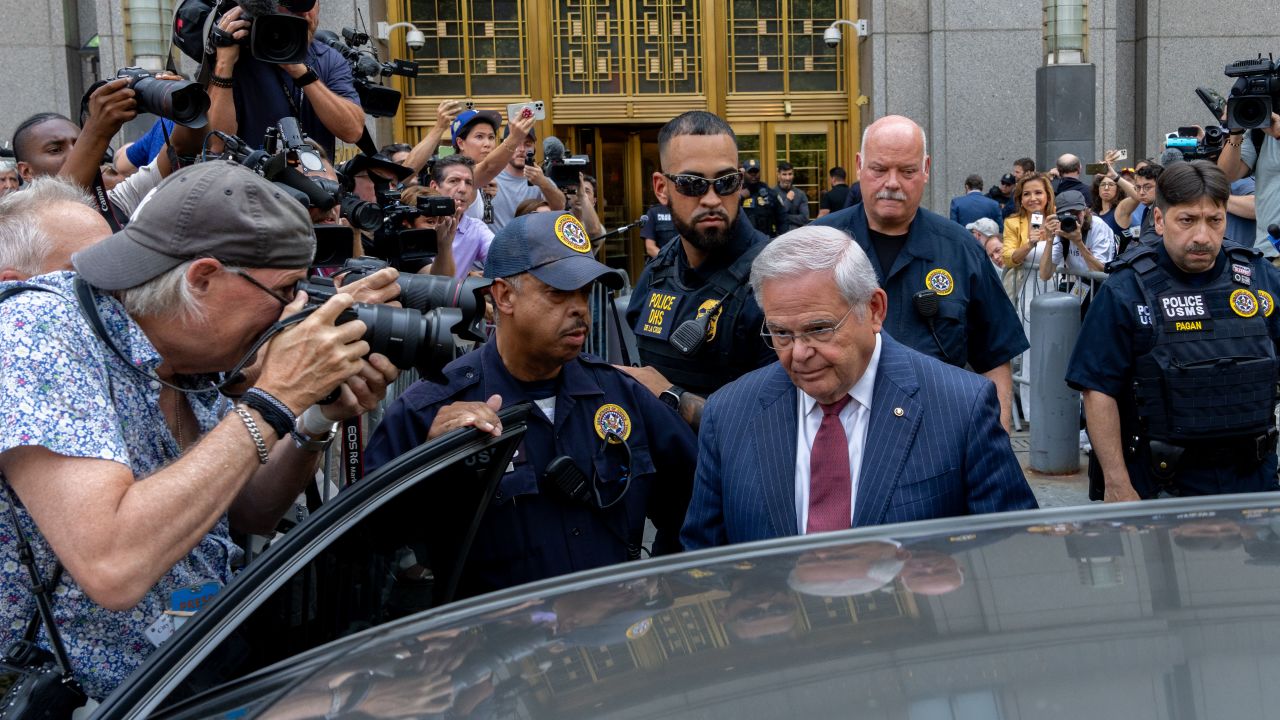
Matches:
[87,409,532,720]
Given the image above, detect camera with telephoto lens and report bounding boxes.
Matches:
[314,27,419,118]
[1223,55,1280,130]
[338,256,489,342]
[0,640,89,720]
[296,276,458,376]
[115,67,210,128]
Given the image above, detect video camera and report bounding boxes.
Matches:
[315,27,419,118]
[174,0,311,65]
[1164,126,1226,161]
[295,257,491,377]
[1223,54,1280,130]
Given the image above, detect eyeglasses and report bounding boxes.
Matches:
[234,269,296,306]
[662,171,744,198]
[760,306,855,349]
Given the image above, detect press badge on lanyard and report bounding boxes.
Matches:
[635,290,684,341]
[146,581,222,646]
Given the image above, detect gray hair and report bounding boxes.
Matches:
[0,160,17,175]
[0,177,94,276]
[115,260,244,324]
[750,226,880,315]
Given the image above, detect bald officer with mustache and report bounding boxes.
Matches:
[366,211,697,598]
[812,116,1026,431]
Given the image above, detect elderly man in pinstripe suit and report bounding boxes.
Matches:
[681,226,1036,549]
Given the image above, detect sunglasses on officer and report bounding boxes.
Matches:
[662,171,745,198]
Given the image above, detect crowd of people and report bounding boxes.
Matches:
[2,0,1280,708]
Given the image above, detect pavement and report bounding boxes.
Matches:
[1010,428,1093,508]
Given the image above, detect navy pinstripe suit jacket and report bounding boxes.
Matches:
[680,332,1037,549]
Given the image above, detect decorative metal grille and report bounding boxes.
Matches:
[729,0,845,93]
[408,0,528,97]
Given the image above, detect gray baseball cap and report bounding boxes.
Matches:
[72,161,315,290]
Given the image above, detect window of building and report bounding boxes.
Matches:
[553,1,704,96]
[729,0,846,94]
[408,0,528,97]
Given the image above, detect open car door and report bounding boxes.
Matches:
[92,404,533,720]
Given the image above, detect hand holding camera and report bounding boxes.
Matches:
[255,292,371,416]
[82,78,138,143]
[213,5,250,67]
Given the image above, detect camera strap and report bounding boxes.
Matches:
[90,172,124,232]
[275,68,304,119]
[70,277,309,397]
[2,482,75,681]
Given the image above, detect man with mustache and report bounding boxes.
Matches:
[1067,160,1280,502]
[622,112,775,429]
[814,116,1026,431]
[365,211,697,596]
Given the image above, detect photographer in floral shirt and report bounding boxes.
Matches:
[0,162,399,699]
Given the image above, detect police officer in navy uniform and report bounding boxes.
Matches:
[813,115,1026,430]
[1067,160,1280,502]
[740,159,786,238]
[622,112,775,428]
[366,211,697,598]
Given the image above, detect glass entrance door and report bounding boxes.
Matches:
[562,125,662,283]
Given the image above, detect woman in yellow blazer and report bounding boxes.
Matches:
[1001,172,1057,419]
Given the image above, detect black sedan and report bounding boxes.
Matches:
[91,405,1280,718]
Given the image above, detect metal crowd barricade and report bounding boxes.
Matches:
[1005,262,1108,433]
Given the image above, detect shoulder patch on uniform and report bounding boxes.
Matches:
[926,268,954,296]
[1230,288,1259,318]
[1232,262,1253,286]
[594,403,632,443]
[555,213,592,253]
[1261,290,1275,317]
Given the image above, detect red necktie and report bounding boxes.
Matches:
[807,396,853,533]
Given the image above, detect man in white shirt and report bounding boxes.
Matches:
[1038,189,1116,300]
[681,226,1035,549]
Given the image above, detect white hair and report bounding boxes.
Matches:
[0,177,94,276]
[115,260,245,325]
[860,117,929,165]
[750,225,880,316]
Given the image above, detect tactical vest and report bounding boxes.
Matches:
[632,241,766,396]
[1126,245,1278,443]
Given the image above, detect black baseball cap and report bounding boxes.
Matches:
[1000,173,1017,186]
[72,161,315,290]
[483,211,622,291]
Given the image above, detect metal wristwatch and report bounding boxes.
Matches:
[659,385,685,412]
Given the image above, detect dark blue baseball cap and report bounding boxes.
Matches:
[483,211,623,291]
[450,109,501,147]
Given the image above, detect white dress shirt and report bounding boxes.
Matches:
[794,333,882,534]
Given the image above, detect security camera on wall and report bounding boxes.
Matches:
[823,26,842,48]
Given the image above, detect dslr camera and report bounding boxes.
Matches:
[295,258,492,377]
[1223,55,1280,130]
[173,0,311,65]
[115,67,210,128]
[1056,209,1079,234]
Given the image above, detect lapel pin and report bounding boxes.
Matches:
[893,407,905,417]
